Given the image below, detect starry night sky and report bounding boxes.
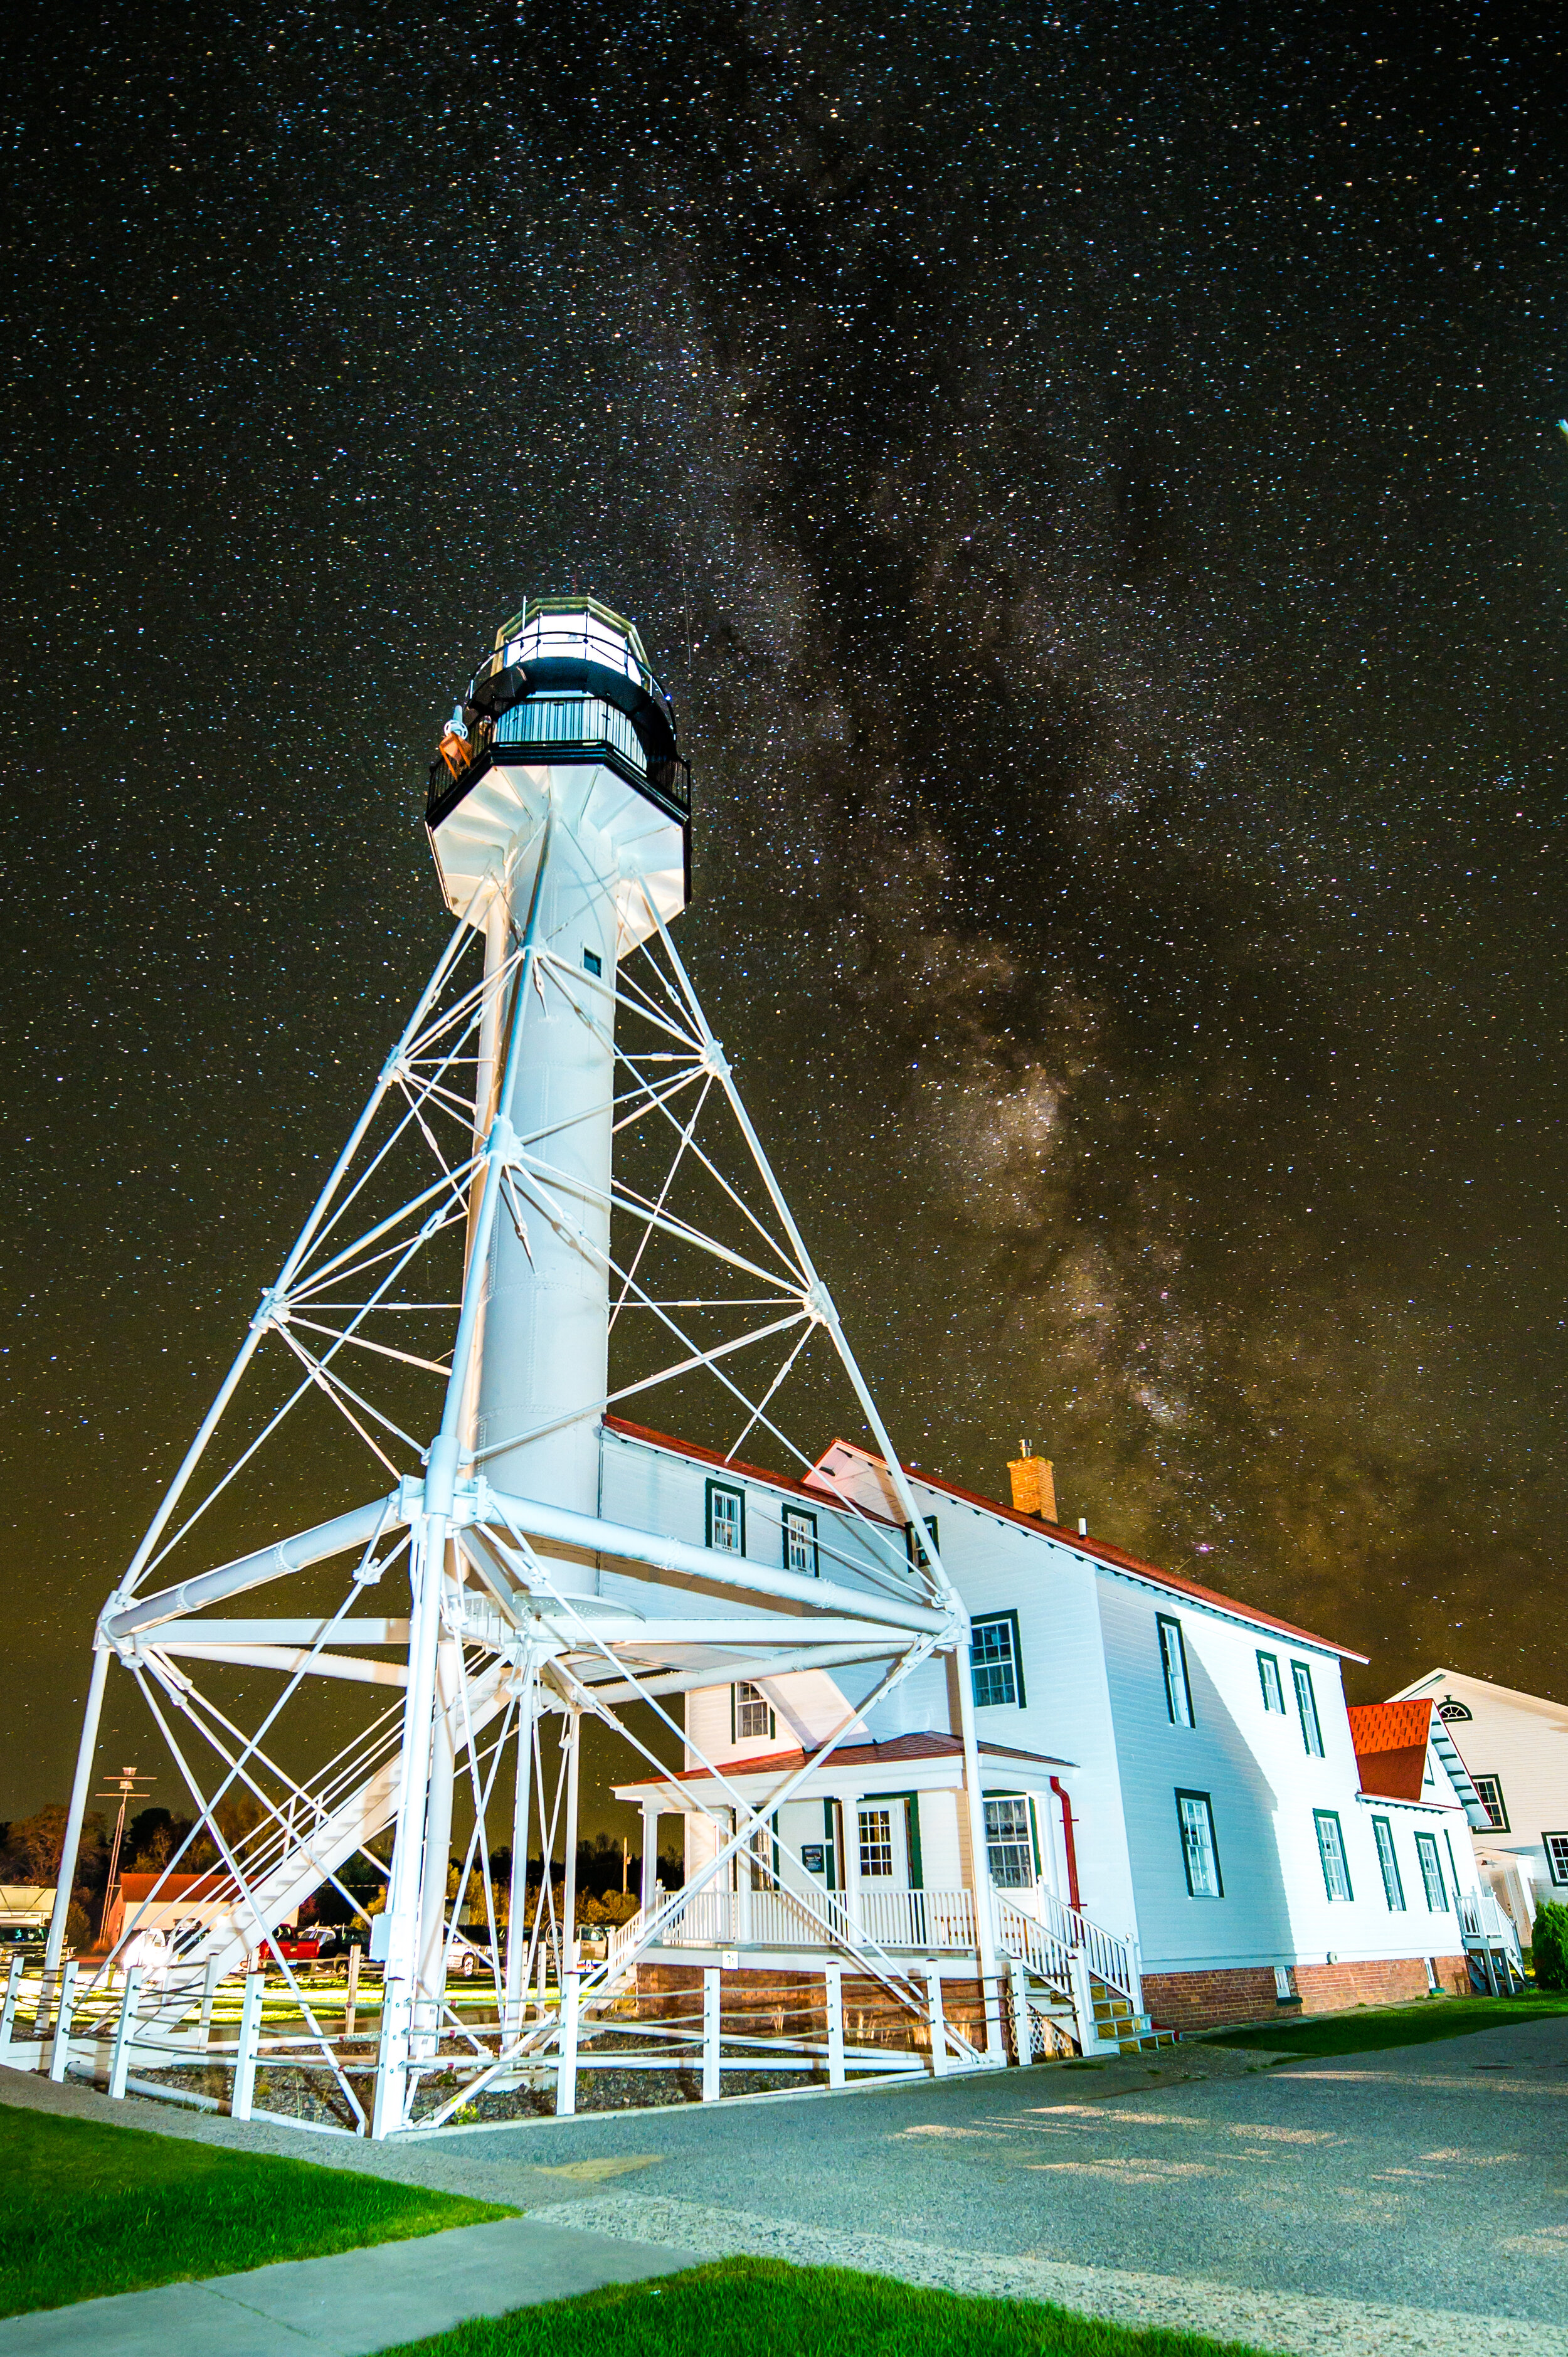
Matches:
[3,2,1564,1821]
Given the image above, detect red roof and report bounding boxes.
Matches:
[1348,1699,1433,1801]
[600,1416,1363,1661]
[119,1870,236,1904]
[892,1463,1365,1660]
[616,1731,1073,1791]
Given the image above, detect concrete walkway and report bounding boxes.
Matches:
[0,2214,687,2357]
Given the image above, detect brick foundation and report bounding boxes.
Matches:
[1142,1952,1472,2035]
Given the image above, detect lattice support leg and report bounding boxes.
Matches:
[231,1969,263,2121]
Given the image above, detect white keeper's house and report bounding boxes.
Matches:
[1387,1666,1568,1946]
[606,1416,1519,2040]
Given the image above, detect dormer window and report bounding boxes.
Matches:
[732,1682,773,1741]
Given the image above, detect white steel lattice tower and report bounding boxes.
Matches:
[47,596,984,2138]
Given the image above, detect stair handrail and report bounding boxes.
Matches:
[995,1887,1142,2011]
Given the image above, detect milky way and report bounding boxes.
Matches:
[3,3,1564,1814]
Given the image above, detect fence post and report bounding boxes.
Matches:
[556,1969,580,2117]
[701,1966,721,2102]
[825,1961,845,2089]
[109,1966,144,2100]
[231,1968,263,2121]
[0,1952,22,2050]
[47,1959,78,2084]
[1007,1957,1030,2067]
[344,1941,361,2043]
[33,1966,58,2048]
[926,1964,947,2079]
[199,1953,221,2048]
[983,1973,1004,2058]
[1067,1951,1100,2055]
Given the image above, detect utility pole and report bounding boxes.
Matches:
[95,1766,153,1945]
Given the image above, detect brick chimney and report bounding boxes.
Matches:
[1007,1445,1057,1524]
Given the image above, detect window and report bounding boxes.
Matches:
[1414,1831,1449,1912]
[706,1481,744,1554]
[1314,1810,1353,1901]
[732,1682,772,1742]
[782,1505,818,1578]
[984,1796,1037,1888]
[1546,1833,1568,1887]
[1436,1698,1472,1722]
[972,1612,1025,1708]
[905,1515,940,1571]
[1291,1661,1325,1757]
[1159,1616,1194,1727]
[1257,1652,1285,1713]
[581,946,603,977]
[1372,1816,1406,1911]
[858,1806,894,1878]
[1471,1775,1509,1833]
[1273,1964,1295,2003]
[1176,1790,1222,1897]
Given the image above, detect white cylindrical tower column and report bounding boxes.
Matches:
[476,806,617,1517]
[426,597,691,1533]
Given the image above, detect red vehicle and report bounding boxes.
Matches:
[272,1926,341,1962]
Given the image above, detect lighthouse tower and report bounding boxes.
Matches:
[46,595,971,2139]
[430,598,691,1525]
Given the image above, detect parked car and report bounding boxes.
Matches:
[0,1924,50,1955]
[272,1925,341,1962]
[447,1929,492,1980]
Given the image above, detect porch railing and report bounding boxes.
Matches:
[638,1883,978,1954]
[1458,1887,1525,1974]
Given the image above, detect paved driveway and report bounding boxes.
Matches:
[8,2016,1567,2354]
[465,2014,1568,2351]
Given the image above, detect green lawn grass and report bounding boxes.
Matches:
[382,2256,1269,2357]
[0,2101,514,2317]
[1209,1991,1568,2058]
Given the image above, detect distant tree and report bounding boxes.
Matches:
[4,1805,68,1883]
[124,1808,193,1870]
[1532,1901,1568,1991]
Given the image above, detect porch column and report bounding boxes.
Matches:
[639,1803,659,1916]
[839,1791,864,1941]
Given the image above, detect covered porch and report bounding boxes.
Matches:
[611,1730,1161,2055]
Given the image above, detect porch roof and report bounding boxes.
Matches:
[614,1730,1075,1804]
